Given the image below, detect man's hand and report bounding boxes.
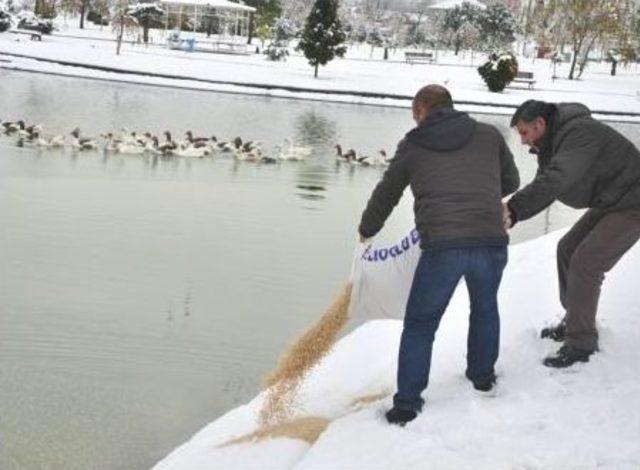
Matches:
[502,203,514,230]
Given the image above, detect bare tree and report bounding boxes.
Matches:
[559,0,628,79]
[111,0,137,55]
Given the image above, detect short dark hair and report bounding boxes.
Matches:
[413,85,453,111]
[510,100,557,127]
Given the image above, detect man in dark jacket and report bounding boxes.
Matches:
[505,100,640,368]
[358,85,520,425]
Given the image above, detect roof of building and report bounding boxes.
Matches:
[158,0,256,12]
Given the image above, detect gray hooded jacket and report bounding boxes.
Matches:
[508,103,640,221]
[359,108,520,249]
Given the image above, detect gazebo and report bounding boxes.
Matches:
[426,0,486,11]
[159,0,256,54]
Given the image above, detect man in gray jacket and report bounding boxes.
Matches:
[505,100,640,368]
[359,85,519,425]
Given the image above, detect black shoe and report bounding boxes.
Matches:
[472,373,497,393]
[541,322,566,342]
[543,345,593,368]
[385,407,417,426]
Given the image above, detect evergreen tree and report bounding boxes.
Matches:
[439,2,482,55]
[477,2,517,51]
[297,0,347,78]
[128,2,165,44]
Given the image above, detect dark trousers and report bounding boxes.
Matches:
[557,207,640,352]
[393,246,508,412]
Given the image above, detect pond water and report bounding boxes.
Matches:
[1,70,639,470]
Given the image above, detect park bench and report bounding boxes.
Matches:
[9,29,42,41]
[510,71,536,89]
[405,51,435,64]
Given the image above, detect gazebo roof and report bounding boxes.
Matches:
[159,0,256,12]
[427,0,486,10]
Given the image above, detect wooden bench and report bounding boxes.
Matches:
[510,71,536,89]
[405,51,435,64]
[9,29,42,41]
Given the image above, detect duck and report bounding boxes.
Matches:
[213,136,240,153]
[115,140,145,155]
[185,130,210,148]
[260,155,278,164]
[69,128,99,151]
[47,134,66,148]
[335,144,348,162]
[377,150,390,166]
[176,143,211,158]
[102,132,122,152]
[141,138,160,155]
[32,132,56,148]
[162,131,178,151]
[354,149,389,167]
[335,144,358,163]
[278,138,311,161]
[155,135,177,156]
[2,120,25,134]
[20,124,43,140]
[236,145,262,162]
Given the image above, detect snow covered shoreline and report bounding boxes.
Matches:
[2,27,640,122]
[153,230,640,470]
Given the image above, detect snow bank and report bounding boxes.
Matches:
[1,30,640,120]
[153,230,640,469]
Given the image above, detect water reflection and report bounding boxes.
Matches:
[294,111,337,147]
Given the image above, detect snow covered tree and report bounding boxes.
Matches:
[476,2,517,51]
[479,2,517,50]
[112,0,138,55]
[34,0,56,18]
[366,27,383,56]
[241,0,281,45]
[88,0,111,27]
[279,0,311,25]
[273,16,299,41]
[128,2,164,44]
[263,15,295,61]
[439,2,482,55]
[458,21,481,58]
[297,0,347,78]
[560,0,628,79]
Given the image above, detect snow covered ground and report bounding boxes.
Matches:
[153,230,640,470]
[1,20,640,120]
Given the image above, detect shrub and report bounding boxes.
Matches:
[264,41,289,61]
[477,52,518,92]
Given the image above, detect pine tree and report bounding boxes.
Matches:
[297,0,347,78]
[477,2,517,52]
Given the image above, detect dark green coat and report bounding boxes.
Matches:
[509,103,640,221]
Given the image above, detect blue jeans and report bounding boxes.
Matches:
[393,246,508,412]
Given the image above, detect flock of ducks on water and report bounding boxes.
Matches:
[0,119,391,167]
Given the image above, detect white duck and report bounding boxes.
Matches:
[176,143,211,158]
[278,138,312,161]
[115,140,146,155]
